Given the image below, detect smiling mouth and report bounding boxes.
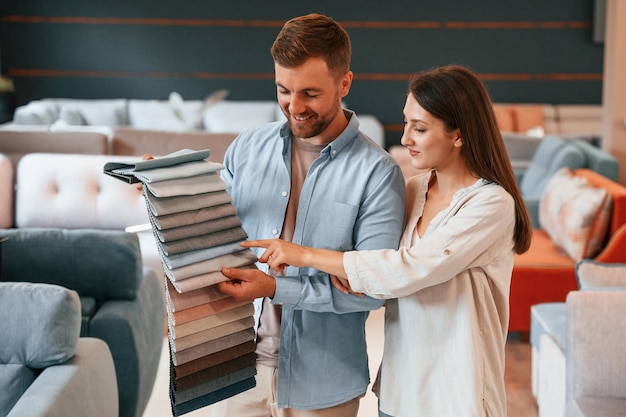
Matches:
[292,113,314,122]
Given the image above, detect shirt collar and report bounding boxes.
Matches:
[279,109,359,159]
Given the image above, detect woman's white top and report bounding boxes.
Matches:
[344,171,516,417]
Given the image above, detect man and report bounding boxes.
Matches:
[212,13,405,417]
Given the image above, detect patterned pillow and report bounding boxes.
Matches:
[539,167,612,260]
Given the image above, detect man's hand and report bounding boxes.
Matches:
[217,267,277,302]
[136,154,154,192]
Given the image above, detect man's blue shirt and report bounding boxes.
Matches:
[221,110,405,409]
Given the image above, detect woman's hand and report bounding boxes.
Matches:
[240,239,309,273]
[331,275,364,297]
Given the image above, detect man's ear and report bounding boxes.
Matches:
[339,71,353,97]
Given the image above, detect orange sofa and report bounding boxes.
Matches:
[509,168,626,332]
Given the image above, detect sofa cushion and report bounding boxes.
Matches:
[0,282,81,367]
[493,104,516,132]
[575,259,626,290]
[53,99,128,126]
[539,167,612,260]
[128,99,188,131]
[203,100,279,133]
[168,90,229,130]
[512,104,545,134]
[530,302,567,351]
[15,153,147,229]
[58,106,87,125]
[0,364,38,417]
[13,101,58,125]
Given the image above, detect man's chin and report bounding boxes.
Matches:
[289,122,318,139]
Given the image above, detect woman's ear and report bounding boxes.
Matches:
[453,130,463,148]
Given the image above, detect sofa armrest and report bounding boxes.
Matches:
[566,291,626,407]
[7,338,118,417]
[89,268,164,417]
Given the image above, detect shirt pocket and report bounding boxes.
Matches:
[316,201,359,249]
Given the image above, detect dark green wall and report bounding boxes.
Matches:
[0,0,604,147]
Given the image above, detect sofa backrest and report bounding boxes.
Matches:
[574,168,626,236]
[111,128,237,163]
[0,228,143,301]
[520,135,587,198]
[0,130,109,169]
[0,281,81,416]
[15,153,148,230]
[570,140,619,181]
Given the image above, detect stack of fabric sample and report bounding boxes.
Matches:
[104,149,257,416]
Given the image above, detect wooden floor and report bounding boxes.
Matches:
[505,334,539,417]
[144,311,540,417]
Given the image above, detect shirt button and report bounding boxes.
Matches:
[281,191,287,197]
[272,229,278,235]
[332,150,337,156]
[443,248,451,255]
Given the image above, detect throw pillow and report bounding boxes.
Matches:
[492,104,516,132]
[58,106,86,125]
[512,104,544,134]
[203,100,278,133]
[168,90,229,130]
[575,259,626,289]
[129,99,187,131]
[539,167,612,260]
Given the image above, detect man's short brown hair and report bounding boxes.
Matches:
[271,13,351,78]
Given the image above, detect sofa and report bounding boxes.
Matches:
[530,260,626,417]
[510,168,626,333]
[1,95,387,150]
[0,228,164,417]
[0,281,118,417]
[518,135,619,228]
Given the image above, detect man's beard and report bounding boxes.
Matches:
[285,101,341,139]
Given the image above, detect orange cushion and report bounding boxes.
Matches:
[493,105,516,132]
[514,229,576,267]
[512,104,544,133]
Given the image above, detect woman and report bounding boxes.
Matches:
[222,65,532,417]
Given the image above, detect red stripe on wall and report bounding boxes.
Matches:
[7,68,602,82]
[7,69,274,80]
[1,15,591,29]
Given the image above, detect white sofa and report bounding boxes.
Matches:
[2,94,387,149]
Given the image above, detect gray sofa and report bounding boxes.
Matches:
[0,228,164,417]
[0,281,118,417]
[531,260,626,417]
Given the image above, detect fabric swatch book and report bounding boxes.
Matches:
[104,149,257,416]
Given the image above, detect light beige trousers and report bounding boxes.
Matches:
[208,364,361,417]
